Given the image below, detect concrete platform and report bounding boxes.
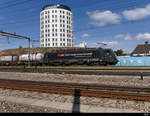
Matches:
[0,95,142,113]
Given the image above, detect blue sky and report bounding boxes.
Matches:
[0,0,150,54]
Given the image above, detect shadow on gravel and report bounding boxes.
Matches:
[72,89,80,113]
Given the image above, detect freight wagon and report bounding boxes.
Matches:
[0,48,118,66]
[19,53,44,65]
[0,55,19,65]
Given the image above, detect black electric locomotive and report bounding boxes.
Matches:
[43,47,118,66]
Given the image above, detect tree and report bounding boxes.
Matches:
[19,46,23,49]
[114,49,126,56]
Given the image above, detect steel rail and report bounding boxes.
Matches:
[1,66,150,70]
[0,79,150,92]
[0,79,149,101]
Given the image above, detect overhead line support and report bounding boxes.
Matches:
[0,31,31,67]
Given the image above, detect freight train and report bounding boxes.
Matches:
[0,48,118,66]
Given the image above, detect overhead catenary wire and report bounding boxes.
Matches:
[0,0,149,50]
[0,0,34,10]
[0,0,148,22]
[0,2,147,24]
[0,0,149,29]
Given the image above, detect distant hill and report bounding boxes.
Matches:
[0,47,95,56]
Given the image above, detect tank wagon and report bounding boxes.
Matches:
[19,53,44,65]
[43,48,118,66]
[0,55,19,65]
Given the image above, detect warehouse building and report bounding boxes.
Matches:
[40,4,74,47]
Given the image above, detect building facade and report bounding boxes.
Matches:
[40,4,74,47]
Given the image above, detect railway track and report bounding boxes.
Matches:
[0,67,150,80]
[0,79,149,101]
[1,66,150,70]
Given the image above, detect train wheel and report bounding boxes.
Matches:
[103,63,107,66]
[64,63,70,66]
[87,62,94,66]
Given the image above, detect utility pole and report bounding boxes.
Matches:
[31,40,40,48]
[0,31,31,66]
[30,40,40,67]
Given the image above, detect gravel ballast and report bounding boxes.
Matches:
[0,72,149,113]
[0,72,149,87]
[0,101,70,113]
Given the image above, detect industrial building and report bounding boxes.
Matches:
[40,4,74,47]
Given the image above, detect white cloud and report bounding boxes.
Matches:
[115,33,132,40]
[88,41,118,48]
[122,4,150,21]
[97,41,118,46]
[115,34,124,39]
[87,10,121,27]
[81,33,91,38]
[136,32,150,40]
[124,33,132,40]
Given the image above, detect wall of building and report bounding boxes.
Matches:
[116,56,150,66]
[40,4,74,47]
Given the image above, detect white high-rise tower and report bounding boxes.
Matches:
[40,4,74,47]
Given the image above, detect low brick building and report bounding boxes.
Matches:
[131,41,150,56]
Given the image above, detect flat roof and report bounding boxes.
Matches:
[42,4,71,11]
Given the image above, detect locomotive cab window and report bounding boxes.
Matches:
[106,50,110,55]
[45,54,50,58]
[93,51,99,58]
